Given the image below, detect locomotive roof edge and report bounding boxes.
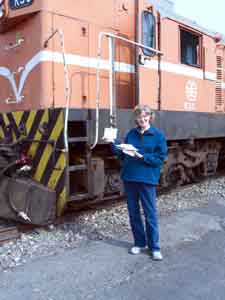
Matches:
[0,0,224,44]
[147,0,225,43]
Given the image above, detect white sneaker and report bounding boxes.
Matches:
[129,246,145,255]
[152,251,163,261]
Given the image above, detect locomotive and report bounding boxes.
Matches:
[0,0,224,224]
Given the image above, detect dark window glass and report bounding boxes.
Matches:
[180,30,201,67]
[142,11,156,56]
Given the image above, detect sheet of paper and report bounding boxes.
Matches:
[122,149,136,157]
[116,144,137,151]
[102,127,118,142]
[116,144,138,156]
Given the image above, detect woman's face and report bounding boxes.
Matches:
[135,112,150,129]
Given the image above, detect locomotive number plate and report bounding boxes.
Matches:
[9,0,34,10]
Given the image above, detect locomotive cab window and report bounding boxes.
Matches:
[142,11,156,56]
[180,29,202,67]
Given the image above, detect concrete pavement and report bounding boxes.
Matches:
[0,196,225,300]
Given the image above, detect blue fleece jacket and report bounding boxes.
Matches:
[112,126,167,185]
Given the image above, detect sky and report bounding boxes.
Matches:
[173,0,225,34]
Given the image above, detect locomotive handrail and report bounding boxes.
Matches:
[90,31,163,149]
[44,29,71,155]
[101,32,163,56]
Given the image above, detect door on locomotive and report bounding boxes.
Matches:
[137,1,161,109]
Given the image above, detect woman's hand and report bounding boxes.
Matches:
[134,151,143,159]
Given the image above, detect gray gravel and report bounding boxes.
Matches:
[0,176,225,271]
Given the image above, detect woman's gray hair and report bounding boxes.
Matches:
[134,104,155,123]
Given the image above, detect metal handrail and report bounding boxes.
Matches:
[90,31,163,149]
[44,29,71,154]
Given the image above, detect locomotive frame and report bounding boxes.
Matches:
[0,0,224,222]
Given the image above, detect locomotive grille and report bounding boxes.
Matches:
[215,55,224,112]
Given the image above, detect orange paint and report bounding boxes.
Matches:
[0,0,224,113]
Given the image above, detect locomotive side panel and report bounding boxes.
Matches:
[0,12,54,111]
[48,1,136,110]
[0,0,137,112]
[88,23,119,110]
[43,0,118,30]
[52,14,90,109]
[115,0,136,109]
[159,18,217,113]
[139,66,158,109]
[138,0,161,108]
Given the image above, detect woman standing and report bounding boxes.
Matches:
[112,105,167,260]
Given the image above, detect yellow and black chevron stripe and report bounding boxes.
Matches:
[0,108,68,216]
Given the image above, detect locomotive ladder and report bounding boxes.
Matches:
[67,120,93,202]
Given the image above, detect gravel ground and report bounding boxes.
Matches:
[0,176,225,271]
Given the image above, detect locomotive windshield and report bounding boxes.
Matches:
[180,29,201,67]
[142,11,156,56]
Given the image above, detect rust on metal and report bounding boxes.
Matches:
[0,221,20,244]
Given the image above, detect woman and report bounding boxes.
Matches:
[112,105,167,260]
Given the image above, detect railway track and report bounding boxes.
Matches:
[0,221,20,245]
[0,172,224,245]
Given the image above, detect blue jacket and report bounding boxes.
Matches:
[112,126,167,185]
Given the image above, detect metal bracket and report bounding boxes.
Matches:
[5,95,24,104]
[4,38,25,51]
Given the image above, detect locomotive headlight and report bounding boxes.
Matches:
[0,2,5,19]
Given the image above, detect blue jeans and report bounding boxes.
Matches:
[124,181,160,251]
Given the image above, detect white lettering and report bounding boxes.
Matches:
[14,0,20,7]
[13,0,32,7]
[185,80,198,102]
[184,102,196,111]
[184,80,198,111]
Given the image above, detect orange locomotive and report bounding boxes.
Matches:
[0,0,224,223]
